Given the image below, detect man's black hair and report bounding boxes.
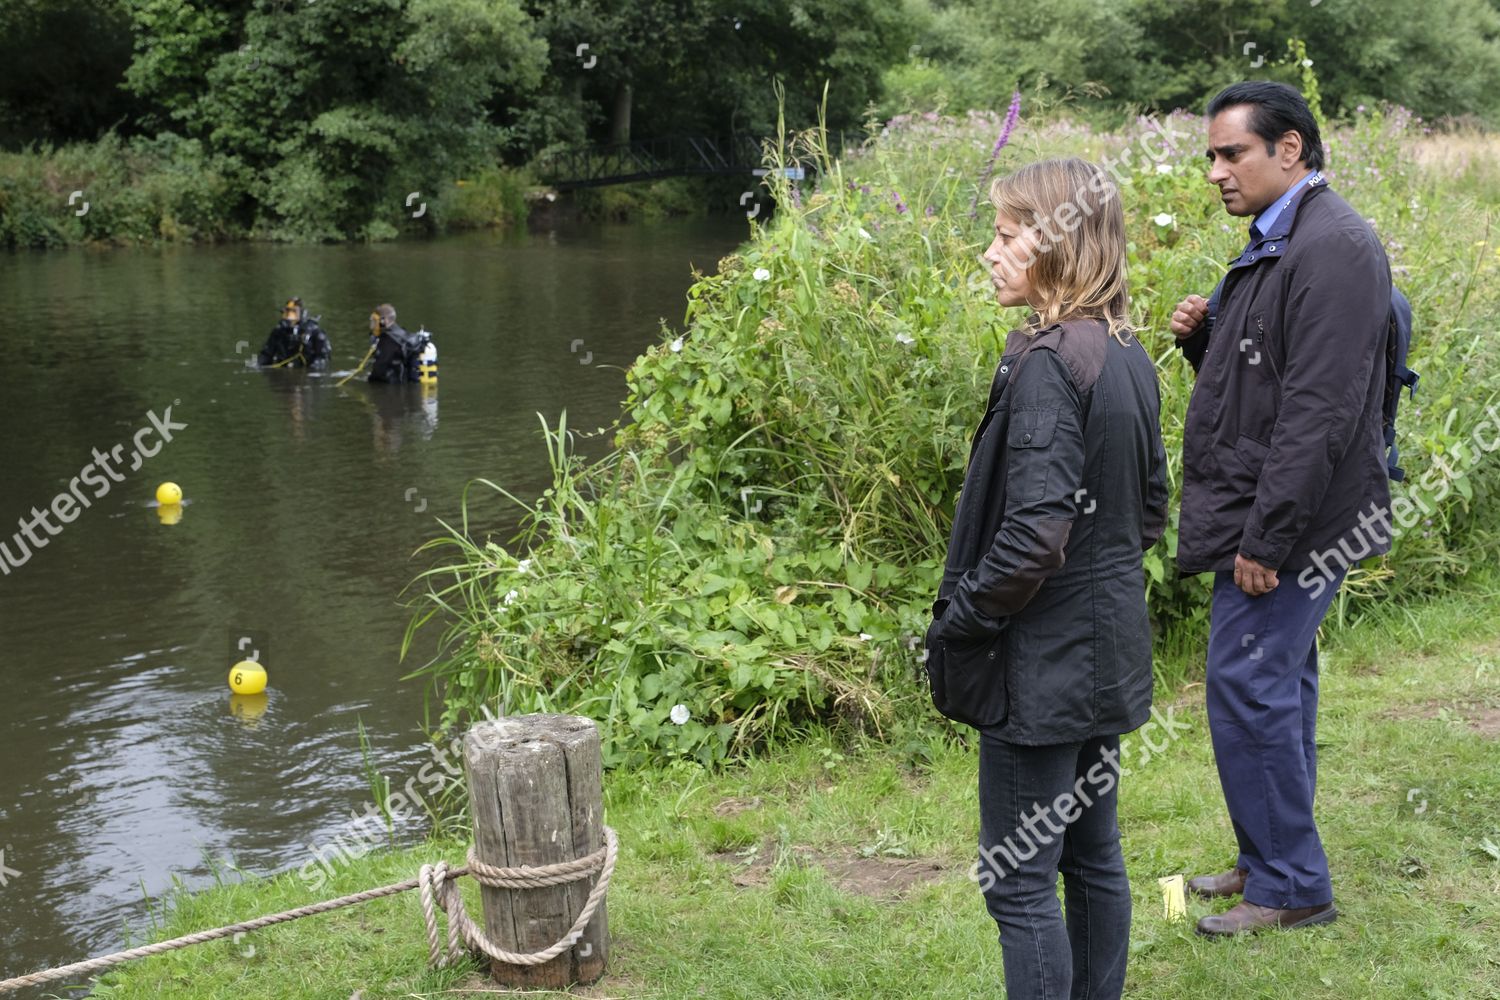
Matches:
[1207,81,1324,172]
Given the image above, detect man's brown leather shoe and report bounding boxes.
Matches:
[1195,901,1338,937]
[1186,866,1248,899]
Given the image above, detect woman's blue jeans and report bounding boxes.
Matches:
[977,733,1131,1000]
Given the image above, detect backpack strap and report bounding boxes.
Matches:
[1384,287,1419,482]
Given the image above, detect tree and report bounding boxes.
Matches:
[119,0,549,238]
[0,0,137,148]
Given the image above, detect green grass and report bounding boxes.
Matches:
[93,579,1500,999]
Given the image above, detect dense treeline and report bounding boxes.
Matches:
[1,0,1497,243]
[888,0,1500,130]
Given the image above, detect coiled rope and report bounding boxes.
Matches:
[0,826,617,995]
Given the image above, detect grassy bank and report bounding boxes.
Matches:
[94,579,1500,999]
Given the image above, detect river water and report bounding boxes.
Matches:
[0,219,743,988]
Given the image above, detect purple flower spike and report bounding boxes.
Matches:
[969,90,1022,220]
[892,190,907,213]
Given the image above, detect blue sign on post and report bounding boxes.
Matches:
[752,166,807,181]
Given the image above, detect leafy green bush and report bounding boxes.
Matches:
[435,165,534,231]
[0,131,241,248]
[568,175,729,222]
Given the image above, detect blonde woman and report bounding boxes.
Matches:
[923,157,1168,999]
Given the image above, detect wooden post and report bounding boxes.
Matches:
[464,713,608,987]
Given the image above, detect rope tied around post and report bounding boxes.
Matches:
[0,826,616,995]
[419,825,618,968]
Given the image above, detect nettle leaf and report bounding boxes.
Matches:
[699,573,736,596]
[730,660,754,691]
[691,629,750,651]
[779,618,798,649]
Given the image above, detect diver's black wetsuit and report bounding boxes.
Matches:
[368,323,424,383]
[258,320,332,370]
[298,323,332,370]
[258,322,300,366]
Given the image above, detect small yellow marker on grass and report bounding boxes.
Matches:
[1158,874,1187,921]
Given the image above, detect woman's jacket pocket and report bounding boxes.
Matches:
[1006,406,1060,503]
[924,622,1009,729]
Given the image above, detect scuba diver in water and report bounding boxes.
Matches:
[257,297,332,370]
[367,303,438,384]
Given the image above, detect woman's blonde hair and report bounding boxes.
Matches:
[988,156,1132,344]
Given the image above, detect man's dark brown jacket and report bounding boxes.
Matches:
[1175,177,1393,574]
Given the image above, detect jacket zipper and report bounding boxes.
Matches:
[1257,314,1282,380]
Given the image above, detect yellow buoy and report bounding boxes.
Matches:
[156,482,183,505]
[229,659,267,695]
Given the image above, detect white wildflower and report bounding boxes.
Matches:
[670,704,690,725]
[753,267,770,281]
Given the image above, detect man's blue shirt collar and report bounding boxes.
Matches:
[1252,170,1317,238]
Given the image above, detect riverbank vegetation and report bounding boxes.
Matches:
[4,0,1500,246]
[401,82,1500,771]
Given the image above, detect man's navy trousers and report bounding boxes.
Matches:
[1205,565,1348,909]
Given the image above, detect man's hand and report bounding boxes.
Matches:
[1169,294,1209,339]
[1233,553,1279,596]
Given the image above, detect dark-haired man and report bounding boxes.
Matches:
[367,303,432,383]
[1168,82,1394,937]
